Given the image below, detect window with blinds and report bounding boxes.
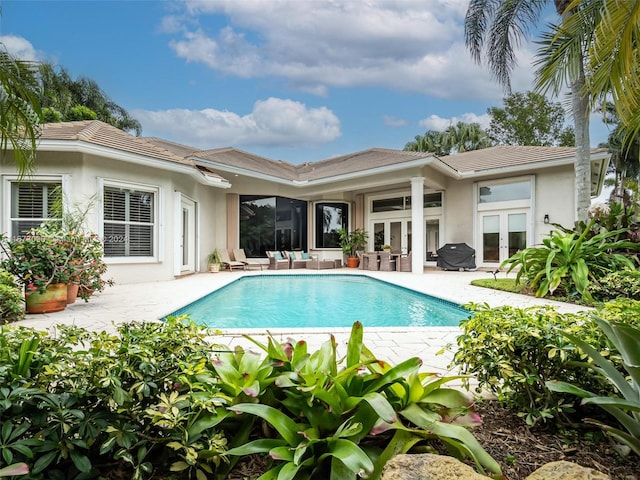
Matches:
[103,186,155,257]
[10,182,62,237]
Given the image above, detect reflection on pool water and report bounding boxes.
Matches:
[168,274,469,329]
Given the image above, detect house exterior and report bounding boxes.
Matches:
[0,120,609,284]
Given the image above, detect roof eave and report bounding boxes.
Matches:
[37,139,231,189]
[455,152,611,179]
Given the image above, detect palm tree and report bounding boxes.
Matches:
[441,121,491,154]
[465,0,592,221]
[540,0,640,151]
[37,62,142,136]
[0,49,42,178]
[404,130,450,155]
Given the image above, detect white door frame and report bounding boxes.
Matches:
[477,208,531,266]
[174,193,198,275]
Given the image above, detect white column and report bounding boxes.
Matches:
[410,177,425,274]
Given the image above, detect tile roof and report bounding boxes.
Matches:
[40,121,610,186]
[439,145,608,174]
[40,121,227,182]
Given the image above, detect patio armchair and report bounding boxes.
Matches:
[364,252,379,271]
[398,252,412,272]
[218,249,245,271]
[266,250,290,270]
[287,250,313,268]
[378,251,397,271]
[233,248,266,270]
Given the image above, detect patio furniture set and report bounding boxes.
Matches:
[359,251,412,272]
[217,248,412,272]
[266,251,342,270]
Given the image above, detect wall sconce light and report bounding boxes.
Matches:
[543,214,550,224]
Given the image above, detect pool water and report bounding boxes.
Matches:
[168,274,469,329]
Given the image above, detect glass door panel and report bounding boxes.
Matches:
[390,222,402,252]
[373,222,385,251]
[508,213,527,257]
[425,219,440,261]
[482,215,500,263]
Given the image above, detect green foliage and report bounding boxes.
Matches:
[207,249,221,266]
[502,219,640,301]
[337,228,368,258]
[469,277,526,294]
[547,317,640,456]
[450,302,640,426]
[0,50,42,178]
[0,319,501,479]
[42,107,62,123]
[589,269,640,301]
[229,322,501,478]
[38,62,142,136]
[486,91,575,146]
[67,105,97,121]
[0,271,24,324]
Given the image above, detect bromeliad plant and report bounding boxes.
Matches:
[501,219,640,301]
[226,321,502,479]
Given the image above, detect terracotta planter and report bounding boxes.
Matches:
[67,283,80,304]
[346,257,359,268]
[25,283,67,314]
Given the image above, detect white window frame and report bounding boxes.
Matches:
[98,178,161,264]
[2,174,68,237]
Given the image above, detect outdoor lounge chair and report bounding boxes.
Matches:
[218,249,245,271]
[266,251,290,270]
[233,248,265,270]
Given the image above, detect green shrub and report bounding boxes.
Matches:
[589,269,640,301]
[0,318,502,479]
[501,219,640,301]
[0,270,24,324]
[450,303,639,426]
[548,317,640,456]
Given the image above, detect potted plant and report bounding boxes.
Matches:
[208,249,222,273]
[65,231,112,302]
[0,225,73,313]
[382,244,392,252]
[337,228,369,268]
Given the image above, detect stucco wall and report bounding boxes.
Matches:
[534,166,575,243]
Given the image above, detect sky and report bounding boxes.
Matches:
[0,0,612,165]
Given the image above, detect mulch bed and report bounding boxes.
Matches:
[472,401,639,479]
[226,401,639,479]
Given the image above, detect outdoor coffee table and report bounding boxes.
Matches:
[307,259,335,269]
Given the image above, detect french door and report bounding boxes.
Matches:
[372,219,411,253]
[479,210,528,265]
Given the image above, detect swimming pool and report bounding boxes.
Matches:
[168,274,469,329]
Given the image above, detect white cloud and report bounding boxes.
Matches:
[164,0,537,102]
[0,35,41,61]
[419,112,492,131]
[384,115,407,127]
[133,97,341,149]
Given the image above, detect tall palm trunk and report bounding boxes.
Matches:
[572,65,591,221]
[558,0,591,222]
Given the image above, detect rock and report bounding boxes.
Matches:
[380,453,488,480]
[526,461,610,480]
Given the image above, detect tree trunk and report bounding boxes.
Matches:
[558,0,591,223]
[572,57,591,223]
